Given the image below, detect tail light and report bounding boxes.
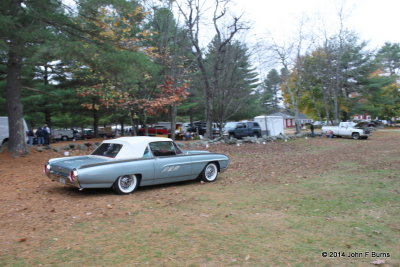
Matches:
[44,164,51,175]
[69,169,78,182]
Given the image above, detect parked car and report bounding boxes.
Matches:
[321,122,371,139]
[81,129,95,139]
[138,125,170,136]
[223,121,262,138]
[154,122,184,132]
[187,121,220,137]
[44,137,230,194]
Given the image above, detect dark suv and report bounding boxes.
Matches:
[223,121,262,138]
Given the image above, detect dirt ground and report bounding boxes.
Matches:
[0,130,399,263]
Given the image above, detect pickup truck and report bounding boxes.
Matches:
[322,122,371,139]
[98,127,115,138]
[52,129,74,141]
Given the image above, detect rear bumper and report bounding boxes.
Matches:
[47,172,81,188]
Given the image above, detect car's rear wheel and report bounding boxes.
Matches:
[113,174,139,194]
[201,163,219,182]
[352,133,360,140]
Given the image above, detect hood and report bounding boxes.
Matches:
[49,155,112,170]
[223,122,238,130]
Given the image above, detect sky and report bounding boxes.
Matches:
[229,0,400,49]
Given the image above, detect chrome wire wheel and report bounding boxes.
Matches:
[202,163,218,182]
[113,174,138,194]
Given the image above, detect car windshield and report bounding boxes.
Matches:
[224,122,237,129]
[91,143,123,158]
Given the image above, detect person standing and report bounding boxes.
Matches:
[36,127,44,145]
[310,123,315,137]
[26,129,34,145]
[43,124,51,145]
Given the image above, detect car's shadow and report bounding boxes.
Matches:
[52,179,201,197]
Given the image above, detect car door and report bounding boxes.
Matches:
[246,122,253,136]
[149,141,192,184]
[235,122,246,137]
[338,123,349,135]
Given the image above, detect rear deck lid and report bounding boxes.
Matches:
[50,156,112,171]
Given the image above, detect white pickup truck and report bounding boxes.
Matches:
[322,122,371,140]
[52,129,74,141]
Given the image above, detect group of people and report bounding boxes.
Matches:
[26,125,51,145]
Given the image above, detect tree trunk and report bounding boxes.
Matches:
[120,120,124,136]
[6,40,28,156]
[205,93,213,139]
[332,89,340,123]
[92,100,99,137]
[129,110,137,136]
[170,104,177,140]
[44,109,52,129]
[43,66,52,128]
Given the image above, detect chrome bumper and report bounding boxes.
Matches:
[47,172,81,188]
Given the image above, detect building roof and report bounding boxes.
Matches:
[268,112,294,119]
[297,113,311,120]
[268,111,311,120]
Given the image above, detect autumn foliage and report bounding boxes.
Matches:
[78,76,189,116]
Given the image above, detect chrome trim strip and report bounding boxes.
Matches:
[80,157,153,169]
[80,153,227,169]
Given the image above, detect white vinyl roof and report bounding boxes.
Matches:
[100,136,173,159]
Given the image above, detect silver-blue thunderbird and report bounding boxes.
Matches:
[44,137,230,194]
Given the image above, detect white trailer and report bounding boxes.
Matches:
[0,116,29,144]
[254,115,284,136]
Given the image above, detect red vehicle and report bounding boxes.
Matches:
[138,125,170,136]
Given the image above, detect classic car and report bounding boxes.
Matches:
[44,137,230,194]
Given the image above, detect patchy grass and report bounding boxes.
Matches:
[0,131,399,266]
[3,167,399,266]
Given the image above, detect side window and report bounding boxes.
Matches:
[173,142,183,155]
[149,142,176,157]
[254,122,260,127]
[143,146,152,158]
[91,143,122,158]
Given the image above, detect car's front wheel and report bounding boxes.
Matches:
[201,163,219,182]
[113,174,139,194]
